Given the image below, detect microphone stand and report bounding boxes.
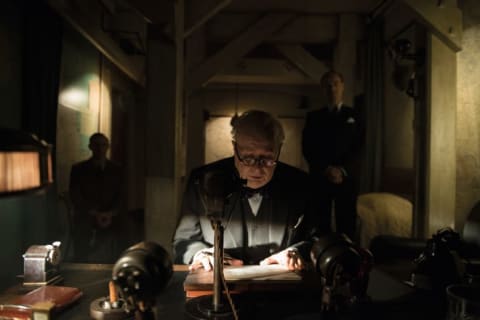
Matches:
[212,218,224,313]
[185,171,243,319]
[185,217,238,320]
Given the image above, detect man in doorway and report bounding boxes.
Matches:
[69,132,124,262]
[302,70,364,240]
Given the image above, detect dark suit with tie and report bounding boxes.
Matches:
[172,157,317,265]
[302,105,363,239]
[69,158,123,262]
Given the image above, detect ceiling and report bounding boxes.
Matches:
[127,0,386,24]
[120,0,386,46]
[54,0,388,87]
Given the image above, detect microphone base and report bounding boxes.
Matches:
[185,294,242,319]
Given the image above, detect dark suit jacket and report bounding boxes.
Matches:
[69,158,123,223]
[172,157,317,264]
[302,106,363,177]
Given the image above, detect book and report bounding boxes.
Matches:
[0,286,83,319]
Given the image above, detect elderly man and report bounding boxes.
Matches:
[302,70,364,240]
[173,110,318,271]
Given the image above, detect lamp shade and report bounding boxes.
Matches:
[0,128,53,195]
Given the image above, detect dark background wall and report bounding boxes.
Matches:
[456,0,480,231]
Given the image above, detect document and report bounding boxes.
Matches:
[223,265,301,281]
[184,265,308,298]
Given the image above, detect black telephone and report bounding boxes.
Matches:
[411,228,465,292]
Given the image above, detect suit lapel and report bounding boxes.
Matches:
[222,195,243,248]
[267,181,289,246]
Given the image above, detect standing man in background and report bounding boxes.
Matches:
[302,70,364,240]
[69,132,124,262]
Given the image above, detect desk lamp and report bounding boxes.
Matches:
[0,128,58,287]
[0,127,52,195]
[310,233,373,314]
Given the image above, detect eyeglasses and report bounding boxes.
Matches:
[234,143,278,168]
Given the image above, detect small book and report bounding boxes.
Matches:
[0,286,83,319]
[12,285,83,311]
[0,285,83,319]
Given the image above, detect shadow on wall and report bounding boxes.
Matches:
[380,167,415,202]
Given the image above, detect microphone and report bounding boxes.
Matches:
[198,169,243,221]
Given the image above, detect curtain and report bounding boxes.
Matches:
[22,0,63,149]
[360,17,385,193]
[21,0,64,246]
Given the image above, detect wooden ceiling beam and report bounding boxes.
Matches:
[211,58,316,85]
[48,0,145,86]
[207,13,337,44]
[225,0,382,13]
[125,0,174,25]
[186,13,295,94]
[401,0,462,52]
[184,0,232,38]
[275,44,328,83]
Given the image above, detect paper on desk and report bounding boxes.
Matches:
[223,265,301,281]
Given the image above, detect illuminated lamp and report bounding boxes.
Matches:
[0,127,53,195]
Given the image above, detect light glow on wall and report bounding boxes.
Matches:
[58,87,89,110]
[205,116,234,164]
[55,74,112,194]
[89,78,100,115]
[98,79,112,139]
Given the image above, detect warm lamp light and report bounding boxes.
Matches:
[0,128,53,195]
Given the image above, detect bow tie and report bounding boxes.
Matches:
[242,186,266,198]
[328,106,341,113]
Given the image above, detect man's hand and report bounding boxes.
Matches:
[325,166,344,184]
[95,211,113,228]
[259,248,304,271]
[189,248,243,272]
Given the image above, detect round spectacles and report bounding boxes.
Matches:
[234,143,278,168]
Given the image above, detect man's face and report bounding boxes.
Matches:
[322,73,344,106]
[233,134,278,189]
[89,136,109,161]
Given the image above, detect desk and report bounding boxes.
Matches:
[1,263,444,320]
